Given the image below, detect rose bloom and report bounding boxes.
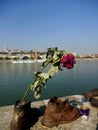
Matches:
[61,53,76,69]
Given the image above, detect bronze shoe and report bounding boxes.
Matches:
[84,88,98,98]
[90,97,98,108]
[10,100,40,130]
[42,96,80,128]
[83,88,98,108]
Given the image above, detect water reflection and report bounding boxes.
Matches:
[0,61,98,106]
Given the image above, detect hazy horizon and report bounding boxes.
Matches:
[0,0,98,54]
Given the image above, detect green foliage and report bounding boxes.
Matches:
[0,57,3,60]
[4,56,11,60]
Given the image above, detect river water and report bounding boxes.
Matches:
[0,60,98,106]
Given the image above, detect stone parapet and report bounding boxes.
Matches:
[0,95,98,130]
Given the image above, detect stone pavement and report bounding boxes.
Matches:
[0,95,98,130]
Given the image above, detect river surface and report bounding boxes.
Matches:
[0,60,98,106]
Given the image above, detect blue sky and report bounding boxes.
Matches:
[0,0,98,54]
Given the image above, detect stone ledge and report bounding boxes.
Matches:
[0,95,98,130]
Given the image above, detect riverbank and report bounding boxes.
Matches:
[0,58,98,63]
[0,95,98,130]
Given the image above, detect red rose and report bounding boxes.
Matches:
[61,53,76,69]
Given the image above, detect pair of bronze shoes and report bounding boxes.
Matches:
[42,96,80,128]
[10,97,81,129]
[84,88,98,107]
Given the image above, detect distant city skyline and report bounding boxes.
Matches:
[0,0,98,54]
